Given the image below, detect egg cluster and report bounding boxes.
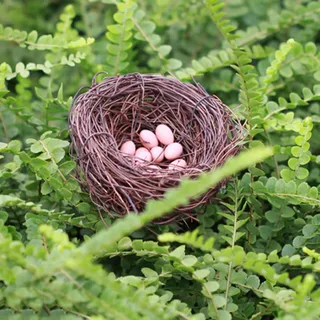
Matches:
[120,124,187,171]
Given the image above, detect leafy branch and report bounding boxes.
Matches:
[105,0,135,74]
[0,24,94,51]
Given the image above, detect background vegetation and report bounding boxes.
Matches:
[1,0,320,319]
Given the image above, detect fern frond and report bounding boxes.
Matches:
[0,24,94,51]
[263,39,296,92]
[54,4,77,39]
[261,85,320,131]
[277,41,320,86]
[105,0,135,74]
[176,45,272,80]
[232,48,265,134]
[250,178,320,207]
[205,0,265,136]
[237,1,320,47]
[4,52,87,82]
[205,0,238,43]
[0,194,96,234]
[1,228,183,320]
[158,229,214,252]
[132,9,181,72]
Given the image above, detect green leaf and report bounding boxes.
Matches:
[282,244,296,256]
[281,169,295,181]
[139,21,156,34]
[217,310,232,320]
[305,42,317,54]
[41,181,53,195]
[158,45,171,57]
[30,158,47,169]
[293,236,306,248]
[296,167,309,180]
[77,202,91,214]
[141,268,158,279]
[275,179,286,193]
[182,255,197,267]
[8,140,21,153]
[314,71,320,82]
[59,161,76,175]
[265,210,280,223]
[0,211,8,222]
[0,142,8,151]
[30,142,44,153]
[288,158,299,170]
[168,59,182,70]
[170,245,185,259]
[44,138,69,152]
[48,176,63,189]
[193,269,210,280]
[280,65,293,78]
[51,148,65,163]
[58,188,72,200]
[291,146,301,157]
[302,224,318,238]
[246,275,260,289]
[213,295,227,308]
[118,237,132,250]
[57,83,64,100]
[299,154,310,165]
[204,281,219,293]
[27,30,38,42]
[259,226,272,240]
[312,215,320,225]
[281,207,295,218]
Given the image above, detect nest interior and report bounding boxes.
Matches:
[69,73,242,220]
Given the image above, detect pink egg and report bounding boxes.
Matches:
[164,143,183,160]
[120,141,136,155]
[150,146,165,163]
[169,159,187,171]
[155,124,174,145]
[148,165,160,170]
[135,147,152,162]
[146,164,161,173]
[139,130,159,149]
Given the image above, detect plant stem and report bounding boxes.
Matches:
[224,181,239,308]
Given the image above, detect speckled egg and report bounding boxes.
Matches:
[139,130,159,149]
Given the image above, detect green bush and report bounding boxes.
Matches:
[1,0,320,319]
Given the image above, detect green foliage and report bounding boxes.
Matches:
[132,8,181,72]
[105,0,135,74]
[175,45,272,81]
[1,0,320,319]
[0,148,270,320]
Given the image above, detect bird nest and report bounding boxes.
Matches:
[69,73,243,223]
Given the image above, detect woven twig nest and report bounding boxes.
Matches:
[69,73,242,222]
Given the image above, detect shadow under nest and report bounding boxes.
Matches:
[69,73,243,224]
